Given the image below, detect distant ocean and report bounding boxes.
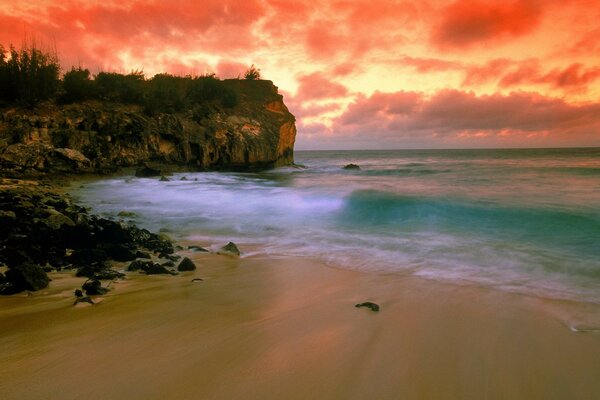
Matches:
[73,148,600,303]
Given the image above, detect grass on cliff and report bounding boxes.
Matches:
[0,43,275,120]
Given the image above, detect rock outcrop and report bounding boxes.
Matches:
[0,80,296,175]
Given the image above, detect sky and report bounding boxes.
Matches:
[1,0,600,149]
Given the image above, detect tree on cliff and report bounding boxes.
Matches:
[0,43,60,106]
[244,65,261,80]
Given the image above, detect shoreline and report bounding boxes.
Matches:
[1,250,600,399]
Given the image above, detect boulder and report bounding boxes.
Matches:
[45,209,76,229]
[70,248,109,265]
[103,244,137,261]
[5,263,51,292]
[218,242,241,256]
[49,148,92,171]
[177,257,196,271]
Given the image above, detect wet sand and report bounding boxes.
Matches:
[1,251,599,400]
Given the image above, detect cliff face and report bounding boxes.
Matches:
[0,80,296,175]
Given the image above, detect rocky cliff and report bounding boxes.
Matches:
[0,80,296,175]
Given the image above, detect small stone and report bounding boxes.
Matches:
[191,278,203,282]
[177,257,196,271]
[135,164,161,177]
[117,211,137,218]
[343,163,360,170]
[82,279,108,296]
[355,302,380,312]
[162,261,175,267]
[188,245,209,252]
[159,176,170,182]
[74,289,83,298]
[218,242,240,257]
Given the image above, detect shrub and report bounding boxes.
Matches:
[244,64,261,80]
[95,70,145,103]
[61,67,93,103]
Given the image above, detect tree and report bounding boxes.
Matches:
[244,64,261,80]
[0,43,60,105]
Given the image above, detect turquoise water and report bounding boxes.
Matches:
[73,148,600,303]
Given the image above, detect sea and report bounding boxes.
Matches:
[72,148,600,304]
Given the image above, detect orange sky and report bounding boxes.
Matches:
[2,0,600,149]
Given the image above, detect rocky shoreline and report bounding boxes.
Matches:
[0,176,236,301]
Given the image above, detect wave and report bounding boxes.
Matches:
[335,189,600,258]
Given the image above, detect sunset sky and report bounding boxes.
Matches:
[2,0,600,149]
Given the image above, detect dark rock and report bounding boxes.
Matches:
[70,248,109,265]
[82,279,108,295]
[103,244,137,262]
[188,245,209,252]
[159,176,170,182]
[355,302,380,312]
[0,210,16,221]
[180,176,188,181]
[159,253,180,261]
[127,260,154,272]
[0,248,33,268]
[74,289,83,297]
[191,278,203,282]
[0,282,23,295]
[177,257,196,271]
[96,220,131,243]
[73,296,94,306]
[44,210,76,229]
[135,250,152,259]
[135,164,162,177]
[145,264,174,275]
[117,211,137,218]
[5,263,51,292]
[343,163,360,170]
[218,242,240,256]
[0,272,5,284]
[162,261,175,267]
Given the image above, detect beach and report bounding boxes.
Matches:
[2,250,599,400]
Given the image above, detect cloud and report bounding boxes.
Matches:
[1,0,267,73]
[295,72,349,100]
[332,89,600,147]
[398,56,465,73]
[431,0,542,49]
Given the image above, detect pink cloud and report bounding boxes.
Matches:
[332,89,600,147]
[431,0,542,49]
[296,72,349,100]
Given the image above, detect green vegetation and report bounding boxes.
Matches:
[0,44,60,106]
[0,42,258,114]
[244,64,261,80]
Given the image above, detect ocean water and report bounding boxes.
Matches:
[72,148,600,303]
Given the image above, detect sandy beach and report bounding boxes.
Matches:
[1,249,599,400]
